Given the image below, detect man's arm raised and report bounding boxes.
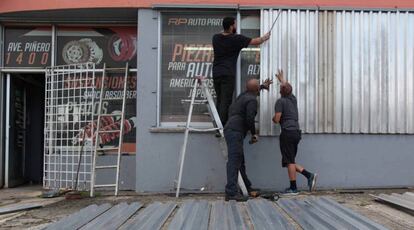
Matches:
[250,32,271,46]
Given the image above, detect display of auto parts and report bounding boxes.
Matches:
[62,39,103,65]
[108,32,136,62]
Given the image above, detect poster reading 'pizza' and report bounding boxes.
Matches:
[57,27,137,68]
[161,13,233,122]
[4,27,52,67]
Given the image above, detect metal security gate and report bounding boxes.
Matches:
[260,9,414,135]
[43,63,96,190]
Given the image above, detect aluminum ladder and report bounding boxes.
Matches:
[90,63,129,197]
[175,76,248,198]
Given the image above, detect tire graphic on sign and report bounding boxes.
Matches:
[62,39,103,64]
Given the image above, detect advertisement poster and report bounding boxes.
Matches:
[57,27,137,68]
[161,13,231,122]
[4,27,52,67]
[50,71,137,154]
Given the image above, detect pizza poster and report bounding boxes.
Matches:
[4,27,52,67]
[161,14,231,122]
[57,27,137,68]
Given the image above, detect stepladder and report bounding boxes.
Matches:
[175,76,248,198]
[90,63,130,197]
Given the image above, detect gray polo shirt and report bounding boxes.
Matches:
[274,94,300,131]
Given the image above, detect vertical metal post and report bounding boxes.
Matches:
[236,11,241,96]
[5,73,11,188]
[156,11,162,127]
[51,25,56,67]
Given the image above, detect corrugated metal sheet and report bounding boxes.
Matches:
[45,203,111,230]
[374,192,414,213]
[0,202,43,215]
[80,202,141,230]
[278,197,388,230]
[120,202,176,230]
[45,198,393,229]
[210,201,249,230]
[168,200,211,230]
[260,9,414,135]
[246,199,294,230]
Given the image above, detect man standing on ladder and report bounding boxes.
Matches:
[224,78,272,201]
[212,17,271,129]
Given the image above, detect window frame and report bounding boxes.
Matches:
[157,9,260,128]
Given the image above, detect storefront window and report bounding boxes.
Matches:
[56,27,138,153]
[3,27,52,68]
[240,12,260,91]
[160,12,235,123]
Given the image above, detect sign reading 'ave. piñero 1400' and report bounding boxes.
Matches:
[4,27,52,67]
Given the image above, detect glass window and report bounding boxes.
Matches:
[240,12,260,91]
[160,12,236,124]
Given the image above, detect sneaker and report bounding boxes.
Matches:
[281,188,299,196]
[225,193,249,202]
[308,173,318,192]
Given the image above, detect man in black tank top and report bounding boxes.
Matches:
[212,17,270,126]
[273,70,318,196]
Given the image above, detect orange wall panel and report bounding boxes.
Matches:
[1,0,414,14]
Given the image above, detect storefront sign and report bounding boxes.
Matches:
[4,27,52,67]
[57,27,137,68]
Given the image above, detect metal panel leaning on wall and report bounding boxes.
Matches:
[260,9,414,135]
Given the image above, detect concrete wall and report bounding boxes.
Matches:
[136,8,414,193]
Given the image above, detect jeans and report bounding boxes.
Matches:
[224,129,252,196]
[213,75,235,126]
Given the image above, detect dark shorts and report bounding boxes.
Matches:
[279,129,302,167]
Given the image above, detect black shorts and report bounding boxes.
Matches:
[279,129,302,167]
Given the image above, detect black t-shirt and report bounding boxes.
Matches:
[274,94,300,131]
[212,33,252,77]
[225,91,257,136]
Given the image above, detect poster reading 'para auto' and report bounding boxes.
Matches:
[57,27,137,68]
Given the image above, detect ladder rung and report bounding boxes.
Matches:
[106,67,126,71]
[188,128,220,132]
[95,165,117,169]
[97,147,119,151]
[100,113,123,116]
[182,99,207,104]
[94,184,116,188]
[98,130,121,133]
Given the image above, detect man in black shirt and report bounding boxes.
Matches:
[273,70,318,196]
[213,17,270,126]
[224,78,272,201]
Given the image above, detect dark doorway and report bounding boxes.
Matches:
[7,74,45,187]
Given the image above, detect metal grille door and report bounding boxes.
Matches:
[43,63,96,190]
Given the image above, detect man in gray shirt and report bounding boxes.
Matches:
[273,70,318,195]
